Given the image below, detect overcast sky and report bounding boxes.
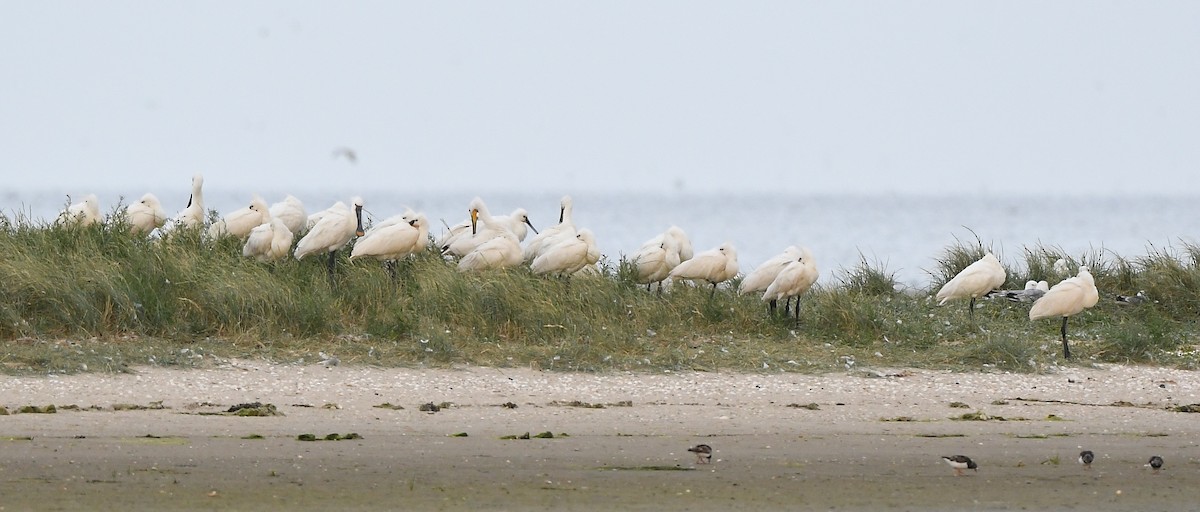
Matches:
[2,1,1198,197]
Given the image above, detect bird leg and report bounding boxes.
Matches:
[384,260,397,281]
[1060,316,1071,359]
[968,297,977,322]
[768,299,777,316]
[793,298,801,323]
[709,282,717,298]
[326,250,338,286]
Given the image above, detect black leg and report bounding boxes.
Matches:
[793,297,801,322]
[326,250,337,285]
[768,299,777,315]
[709,282,717,298]
[385,260,397,281]
[1060,316,1071,359]
[968,297,976,322]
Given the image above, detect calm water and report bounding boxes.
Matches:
[5,187,1197,288]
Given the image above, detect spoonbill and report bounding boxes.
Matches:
[1029,266,1098,359]
[294,197,365,281]
[762,247,818,320]
[443,198,525,258]
[740,246,802,310]
[531,229,599,277]
[208,195,269,240]
[164,173,206,231]
[524,195,576,262]
[438,206,537,250]
[668,242,738,297]
[269,195,308,235]
[351,213,430,278]
[631,231,682,293]
[935,252,1006,320]
[242,217,294,262]
[56,194,101,227]
[125,193,167,234]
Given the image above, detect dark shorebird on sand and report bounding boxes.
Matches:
[1147,455,1164,473]
[1078,450,1094,469]
[942,455,977,476]
[688,444,713,464]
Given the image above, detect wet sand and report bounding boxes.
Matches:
[0,362,1197,511]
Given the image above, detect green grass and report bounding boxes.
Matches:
[1,211,1198,375]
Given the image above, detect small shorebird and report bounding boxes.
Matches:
[1147,455,1164,473]
[942,455,978,476]
[1078,450,1094,469]
[688,444,713,464]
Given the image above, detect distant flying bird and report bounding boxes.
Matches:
[688,444,713,464]
[332,147,357,164]
[668,242,739,297]
[942,455,978,476]
[1078,450,1094,469]
[1029,266,1099,359]
[125,193,167,235]
[936,252,1006,321]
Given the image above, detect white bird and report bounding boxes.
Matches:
[443,198,527,258]
[935,252,1007,320]
[208,195,269,240]
[665,225,694,263]
[668,242,739,297]
[163,173,206,231]
[242,216,294,262]
[631,231,682,292]
[294,197,365,280]
[531,229,599,277]
[740,245,803,307]
[269,195,308,236]
[351,213,430,272]
[56,194,101,227]
[1029,266,1099,359]
[762,247,819,320]
[437,206,537,251]
[1052,258,1071,276]
[458,233,523,271]
[125,193,167,235]
[524,195,576,263]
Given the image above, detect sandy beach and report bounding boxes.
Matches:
[0,361,1197,511]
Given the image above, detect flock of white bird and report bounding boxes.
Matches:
[54,173,1101,354]
[934,252,1100,359]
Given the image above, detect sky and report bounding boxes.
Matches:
[2,1,1198,197]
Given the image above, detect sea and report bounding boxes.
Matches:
[4,187,1197,289]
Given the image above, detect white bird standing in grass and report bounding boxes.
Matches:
[56,194,101,227]
[351,212,430,278]
[740,246,802,310]
[295,197,365,281]
[456,198,524,271]
[632,231,682,292]
[935,252,1006,320]
[438,207,537,250]
[762,247,818,320]
[269,195,308,236]
[523,195,576,262]
[531,229,599,277]
[164,173,206,231]
[125,193,167,235]
[242,216,294,262]
[668,242,739,297]
[208,195,269,240]
[1029,266,1099,359]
